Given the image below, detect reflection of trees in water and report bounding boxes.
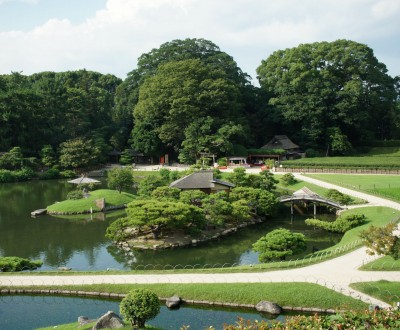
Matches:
[108,214,341,268]
[1,180,341,269]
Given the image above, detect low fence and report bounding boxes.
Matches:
[275,168,400,174]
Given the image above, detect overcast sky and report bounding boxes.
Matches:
[0,0,399,83]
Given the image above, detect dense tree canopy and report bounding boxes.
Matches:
[131,58,247,161]
[257,40,397,150]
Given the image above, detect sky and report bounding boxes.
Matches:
[0,0,399,83]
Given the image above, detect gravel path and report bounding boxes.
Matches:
[1,172,399,308]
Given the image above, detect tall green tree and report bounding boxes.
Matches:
[59,138,101,172]
[257,40,397,148]
[132,58,245,158]
[107,167,134,193]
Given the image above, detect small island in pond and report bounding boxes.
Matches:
[46,189,136,215]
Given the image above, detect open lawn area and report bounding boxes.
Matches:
[6,282,368,311]
[305,174,400,202]
[350,281,400,305]
[360,256,400,271]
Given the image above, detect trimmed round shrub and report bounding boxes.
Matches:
[120,289,160,328]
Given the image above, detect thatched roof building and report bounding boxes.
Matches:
[169,171,234,194]
[262,135,299,151]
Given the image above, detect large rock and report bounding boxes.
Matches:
[256,301,282,315]
[92,311,124,329]
[166,295,182,309]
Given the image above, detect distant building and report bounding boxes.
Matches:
[262,135,300,153]
[169,170,234,194]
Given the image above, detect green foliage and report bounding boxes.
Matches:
[107,167,134,193]
[0,168,35,182]
[280,173,297,186]
[360,223,399,259]
[151,186,181,200]
[252,228,306,262]
[305,214,366,233]
[67,189,84,200]
[257,39,396,148]
[230,187,278,217]
[39,168,60,180]
[179,190,207,206]
[59,138,101,171]
[40,145,57,167]
[203,194,234,226]
[137,175,168,197]
[227,167,247,187]
[325,189,353,205]
[223,310,400,329]
[106,199,205,240]
[132,57,247,158]
[0,256,43,272]
[120,289,160,328]
[247,148,286,155]
[59,170,76,178]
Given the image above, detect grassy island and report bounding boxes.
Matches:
[46,189,136,214]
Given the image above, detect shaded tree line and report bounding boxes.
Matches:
[1,38,399,172]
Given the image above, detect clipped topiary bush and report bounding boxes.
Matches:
[120,289,160,328]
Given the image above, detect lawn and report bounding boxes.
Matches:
[46,189,136,214]
[305,174,400,201]
[350,280,400,305]
[359,256,400,271]
[9,282,368,311]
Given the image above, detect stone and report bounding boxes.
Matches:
[256,301,282,315]
[57,267,72,271]
[166,295,182,309]
[78,316,93,325]
[92,311,124,329]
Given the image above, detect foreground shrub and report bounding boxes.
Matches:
[0,256,43,272]
[280,173,297,186]
[120,289,160,328]
[222,309,400,329]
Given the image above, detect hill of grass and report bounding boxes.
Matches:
[46,189,136,214]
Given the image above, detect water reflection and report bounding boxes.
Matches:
[0,295,299,330]
[0,180,341,270]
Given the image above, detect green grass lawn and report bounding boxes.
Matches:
[350,280,400,305]
[359,256,400,271]
[281,152,400,169]
[46,189,136,213]
[305,174,400,201]
[9,282,368,311]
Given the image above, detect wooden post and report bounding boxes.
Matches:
[313,203,316,218]
[291,202,294,216]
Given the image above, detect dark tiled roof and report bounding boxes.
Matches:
[170,171,234,189]
[262,135,299,150]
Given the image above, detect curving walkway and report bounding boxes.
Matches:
[1,174,400,308]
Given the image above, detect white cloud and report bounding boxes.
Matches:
[0,0,399,80]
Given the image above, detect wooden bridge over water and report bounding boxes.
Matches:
[279,187,345,216]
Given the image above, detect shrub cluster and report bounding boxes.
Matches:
[305,214,366,233]
[221,309,400,329]
[0,256,43,272]
[0,168,36,183]
[325,189,353,205]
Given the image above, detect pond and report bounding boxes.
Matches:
[0,295,303,330]
[0,180,341,270]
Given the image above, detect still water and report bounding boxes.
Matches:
[0,295,298,330]
[0,180,341,270]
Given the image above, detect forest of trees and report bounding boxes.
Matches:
[1,38,399,172]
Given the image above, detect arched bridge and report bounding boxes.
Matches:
[279,187,345,216]
[279,194,345,209]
